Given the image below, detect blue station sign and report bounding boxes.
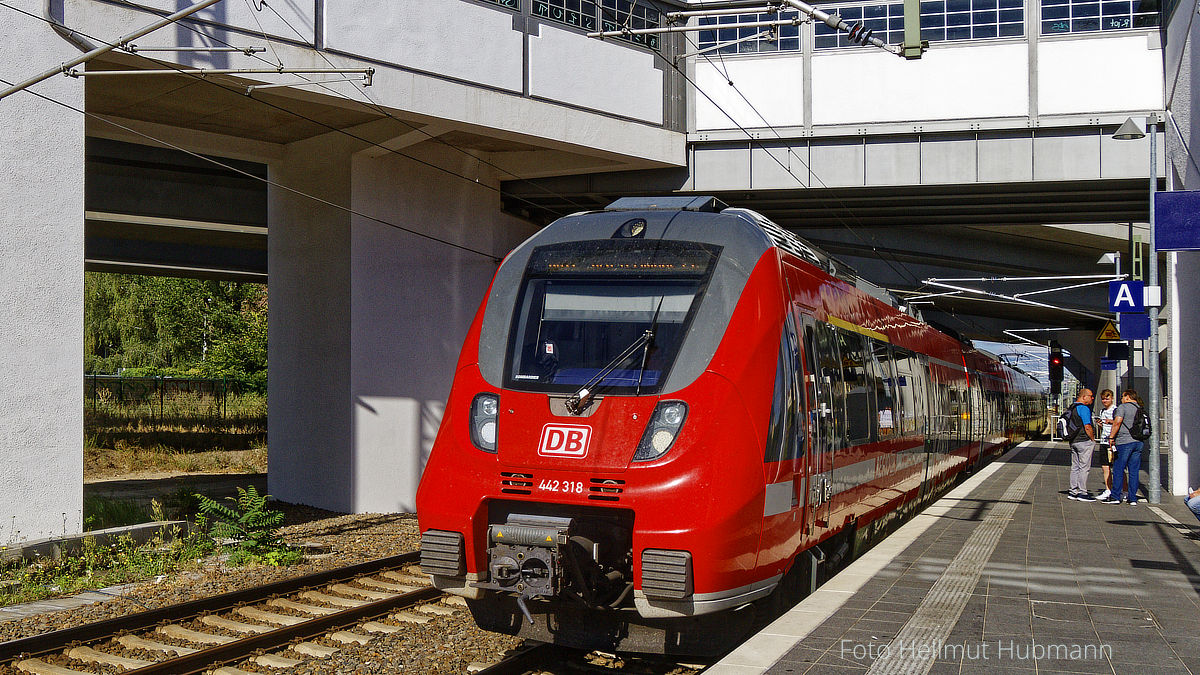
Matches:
[1109,280,1145,313]
[1156,191,1200,251]
[1119,312,1151,340]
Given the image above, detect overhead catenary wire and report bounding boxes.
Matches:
[0,71,502,262]
[111,0,594,216]
[0,0,592,250]
[626,0,926,290]
[251,0,595,215]
[0,0,226,100]
[138,0,594,215]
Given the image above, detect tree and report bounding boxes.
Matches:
[84,272,268,385]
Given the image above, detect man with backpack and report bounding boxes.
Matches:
[1102,389,1148,505]
[1064,389,1098,502]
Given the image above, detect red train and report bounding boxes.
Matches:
[416,197,1044,654]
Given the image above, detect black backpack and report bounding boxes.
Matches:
[1056,403,1085,441]
[1129,405,1152,441]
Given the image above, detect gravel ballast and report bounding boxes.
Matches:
[0,504,524,673]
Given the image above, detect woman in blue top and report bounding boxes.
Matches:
[1103,390,1144,505]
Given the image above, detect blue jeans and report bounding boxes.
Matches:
[1186,495,1200,524]
[1111,441,1143,502]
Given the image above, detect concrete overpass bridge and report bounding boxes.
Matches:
[3,0,1197,544]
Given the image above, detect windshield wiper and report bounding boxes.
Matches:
[565,328,655,415]
[635,297,665,396]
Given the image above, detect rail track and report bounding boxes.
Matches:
[2,553,710,674]
[0,552,465,674]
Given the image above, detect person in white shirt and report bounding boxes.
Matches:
[1095,389,1117,501]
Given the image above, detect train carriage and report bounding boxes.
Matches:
[416,197,1043,655]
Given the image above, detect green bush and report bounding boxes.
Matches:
[196,486,301,567]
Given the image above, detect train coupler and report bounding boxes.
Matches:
[474,514,573,617]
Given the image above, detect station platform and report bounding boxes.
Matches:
[711,440,1200,674]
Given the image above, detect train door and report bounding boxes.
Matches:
[801,316,840,535]
[760,309,803,574]
[970,379,984,467]
[911,355,935,499]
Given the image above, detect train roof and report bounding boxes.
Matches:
[602,197,918,322]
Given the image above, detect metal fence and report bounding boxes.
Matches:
[84,375,251,420]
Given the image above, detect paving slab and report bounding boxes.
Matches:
[707,440,1200,674]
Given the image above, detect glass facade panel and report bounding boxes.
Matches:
[701,0,1029,53]
[1041,0,1158,32]
[697,10,803,53]
[532,0,661,48]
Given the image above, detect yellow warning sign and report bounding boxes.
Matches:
[1097,321,1122,341]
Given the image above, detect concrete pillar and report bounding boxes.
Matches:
[268,135,536,513]
[266,132,354,511]
[0,3,85,543]
[1169,252,1199,494]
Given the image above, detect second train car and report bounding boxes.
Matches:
[416,197,1044,654]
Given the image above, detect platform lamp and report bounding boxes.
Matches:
[1112,116,1160,504]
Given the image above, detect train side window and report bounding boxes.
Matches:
[949,386,963,439]
[764,316,801,463]
[869,340,897,439]
[784,314,804,459]
[936,381,952,449]
[836,329,872,444]
[815,322,844,447]
[764,339,789,464]
[893,348,917,436]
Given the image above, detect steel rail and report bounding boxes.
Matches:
[0,551,419,660]
[127,585,442,674]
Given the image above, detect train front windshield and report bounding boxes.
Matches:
[506,239,721,395]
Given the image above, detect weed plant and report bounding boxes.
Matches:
[0,484,301,608]
[196,486,302,567]
[0,504,215,608]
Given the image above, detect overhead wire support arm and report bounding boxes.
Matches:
[125,46,267,55]
[246,72,373,94]
[922,279,1114,321]
[594,0,922,58]
[588,18,808,39]
[677,29,776,60]
[665,6,783,19]
[777,0,903,55]
[64,67,374,82]
[0,0,228,101]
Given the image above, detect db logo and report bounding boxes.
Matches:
[538,424,592,458]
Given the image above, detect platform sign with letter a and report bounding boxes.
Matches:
[1109,280,1145,313]
[1097,321,1122,342]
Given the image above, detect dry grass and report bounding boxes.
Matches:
[84,446,267,479]
[85,392,267,480]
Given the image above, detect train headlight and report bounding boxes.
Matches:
[470,393,500,453]
[633,401,687,462]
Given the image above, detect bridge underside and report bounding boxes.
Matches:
[502,171,1156,344]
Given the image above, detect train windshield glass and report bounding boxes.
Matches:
[506,240,720,394]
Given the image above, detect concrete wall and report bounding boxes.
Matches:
[268,135,536,513]
[116,0,668,127]
[693,30,1162,132]
[1164,0,1198,496]
[0,1,85,543]
[346,144,535,513]
[1169,253,1199,494]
